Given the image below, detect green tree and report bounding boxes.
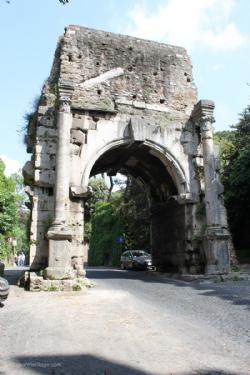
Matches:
[0,160,19,259]
[0,162,30,261]
[88,201,124,266]
[84,176,109,241]
[215,105,250,261]
[11,173,30,256]
[112,177,150,251]
[0,160,18,236]
[87,176,151,266]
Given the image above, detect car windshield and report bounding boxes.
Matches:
[132,251,149,257]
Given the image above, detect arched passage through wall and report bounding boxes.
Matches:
[86,141,188,272]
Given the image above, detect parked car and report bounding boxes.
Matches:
[120,250,154,270]
[0,277,9,303]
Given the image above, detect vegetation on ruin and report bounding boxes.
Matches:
[21,96,40,149]
[214,104,250,262]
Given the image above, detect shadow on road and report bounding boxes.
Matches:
[86,267,250,311]
[10,354,242,375]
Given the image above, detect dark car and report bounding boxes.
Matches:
[0,277,9,303]
[120,250,154,270]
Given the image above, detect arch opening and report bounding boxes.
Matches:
[86,142,191,273]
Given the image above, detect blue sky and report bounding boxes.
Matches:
[0,0,249,174]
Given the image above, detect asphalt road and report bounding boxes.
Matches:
[0,267,250,375]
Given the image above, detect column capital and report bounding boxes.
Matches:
[58,79,74,112]
[192,100,215,125]
[192,100,215,140]
[200,116,214,140]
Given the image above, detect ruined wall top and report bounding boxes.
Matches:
[48,25,197,117]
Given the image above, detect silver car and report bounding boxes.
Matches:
[120,250,154,270]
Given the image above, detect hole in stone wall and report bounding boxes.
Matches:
[184,72,188,76]
[68,54,73,62]
[153,72,158,76]
[97,89,102,95]
[92,115,99,122]
[132,94,137,99]
[41,187,54,196]
[78,54,82,59]
[48,188,54,196]
[128,66,133,72]
[160,99,165,104]
[96,62,100,66]
[187,77,191,82]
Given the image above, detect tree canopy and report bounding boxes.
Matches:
[0,160,18,236]
[215,104,250,261]
[87,176,151,266]
[0,160,29,261]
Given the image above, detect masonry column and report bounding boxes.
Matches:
[44,80,74,280]
[193,100,230,274]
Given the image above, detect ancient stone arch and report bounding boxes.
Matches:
[23,25,231,281]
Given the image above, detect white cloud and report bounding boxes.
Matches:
[203,24,248,51]
[0,155,22,176]
[126,0,248,51]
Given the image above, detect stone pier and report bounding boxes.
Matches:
[192,100,230,274]
[44,81,74,280]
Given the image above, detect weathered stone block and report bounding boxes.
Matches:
[40,279,52,291]
[71,128,86,145]
[30,273,43,292]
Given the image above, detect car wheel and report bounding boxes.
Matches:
[121,263,126,270]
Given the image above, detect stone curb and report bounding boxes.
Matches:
[146,270,250,284]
